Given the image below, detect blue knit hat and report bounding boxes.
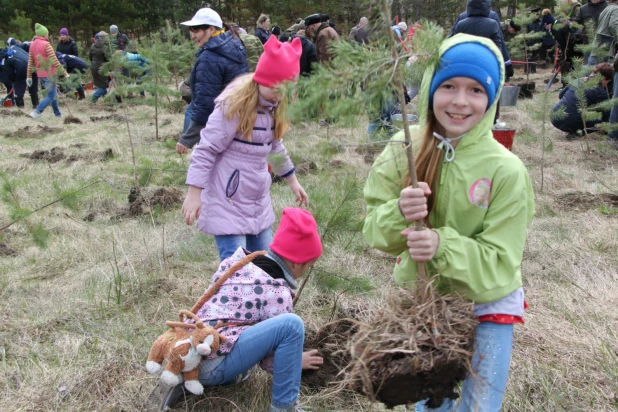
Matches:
[429,42,501,109]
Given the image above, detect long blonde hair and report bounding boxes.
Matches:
[222,74,290,141]
[404,113,442,226]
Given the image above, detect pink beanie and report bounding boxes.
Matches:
[253,36,302,88]
[270,208,322,264]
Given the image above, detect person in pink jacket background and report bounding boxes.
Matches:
[182,36,309,260]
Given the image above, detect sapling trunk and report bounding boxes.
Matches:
[381,0,427,281]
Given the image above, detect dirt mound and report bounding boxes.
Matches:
[63,116,83,124]
[90,114,127,123]
[20,147,65,163]
[296,161,318,175]
[0,242,18,257]
[147,133,180,142]
[117,187,184,217]
[20,147,114,164]
[355,145,384,164]
[5,125,62,138]
[302,317,358,391]
[0,109,27,117]
[555,191,618,211]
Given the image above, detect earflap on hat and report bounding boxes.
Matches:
[253,36,302,88]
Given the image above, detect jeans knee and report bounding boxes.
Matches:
[278,313,304,338]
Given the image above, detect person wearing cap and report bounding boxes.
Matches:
[364,34,534,411]
[26,23,69,119]
[109,24,130,51]
[56,28,78,56]
[182,36,308,261]
[176,7,248,154]
[89,31,112,103]
[391,21,408,39]
[255,14,271,44]
[304,13,340,64]
[150,208,323,411]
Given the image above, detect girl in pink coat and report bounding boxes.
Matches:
[182,36,308,260]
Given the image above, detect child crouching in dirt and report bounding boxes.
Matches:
[363,34,535,411]
[152,208,323,411]
[182,36,309,261]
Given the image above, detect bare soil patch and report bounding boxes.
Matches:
[90,114,127,123]
[5,125,62,139]
[555,191,618,211]
[296,161,318,175]
[0,109,28,117]
[20,147,114,164]
[63,116,83,124]
[0,242,18,257]
[116,187,184,218]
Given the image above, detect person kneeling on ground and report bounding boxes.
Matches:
[149,208,323,412]
[550,62,613,139]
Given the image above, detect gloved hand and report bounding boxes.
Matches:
[505,63,514,79]
[26,78,33,88]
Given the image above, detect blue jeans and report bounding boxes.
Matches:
[199,313,304,409]
[416,323,514,412]
[92,87,107,101]
[36,78,60,116]
[609,72,618,141]
[214,226,273,261]
[183,101,194,133]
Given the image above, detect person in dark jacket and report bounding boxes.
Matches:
[0,45,39,107]
[56,28,78,56]
[109,25,130,51]
[450,0,513,78]
[7,38,30,52]
[89,31,112,103]
[574,0,609,63]
[177,8,248,154]
[56,51,88,99]
[279,33,317,75]
[255,14,271,44]
[551,63,613,137]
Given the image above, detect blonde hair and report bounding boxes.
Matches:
[222,74,290,141]
[404,113,442,226]
[257,14,270,27]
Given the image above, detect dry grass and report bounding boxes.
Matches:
[1,68,618,411]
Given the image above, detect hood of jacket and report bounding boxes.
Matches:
[90,40,107,54]
[202,31,246,64]
[467,0,491,17]
[416,33,504,155]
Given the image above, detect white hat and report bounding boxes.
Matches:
[398,22,408,31]
[181,8,223,28]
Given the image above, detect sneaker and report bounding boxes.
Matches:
[270,401,305,412]
[146,382,186,411]
[29,110,41,119]
[55,114,62,118]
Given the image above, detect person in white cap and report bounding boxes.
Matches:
[175,8,248,154]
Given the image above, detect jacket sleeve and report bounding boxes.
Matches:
[185,103,240,188]
[430,162,535,301]
[585,84,611,106]
[70,42,78,56]
[191,55,224,125]
[306,43,318,73]
[362,135,413,256]
[609,9,618,41]
[269,139,295,177]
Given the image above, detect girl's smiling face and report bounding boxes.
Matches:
[432,76,489,138]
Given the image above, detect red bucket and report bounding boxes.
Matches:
[85,82,93,90]
[2,99,12,108]
[492,129,515,151]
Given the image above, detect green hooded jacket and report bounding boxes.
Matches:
[363,34,535,304]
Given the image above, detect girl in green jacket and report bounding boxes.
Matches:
[363,34,535,411]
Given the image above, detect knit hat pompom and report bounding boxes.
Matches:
[253,36,302,88]
[270,208,322,264]
[429,41,501,109]
[35,23,49,37]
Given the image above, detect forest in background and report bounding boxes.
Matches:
[1,0,558,47]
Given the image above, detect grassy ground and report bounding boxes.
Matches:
[1,70,618,411]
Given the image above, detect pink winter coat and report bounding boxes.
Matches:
[185,81,295,236]
[193,247,294,359]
